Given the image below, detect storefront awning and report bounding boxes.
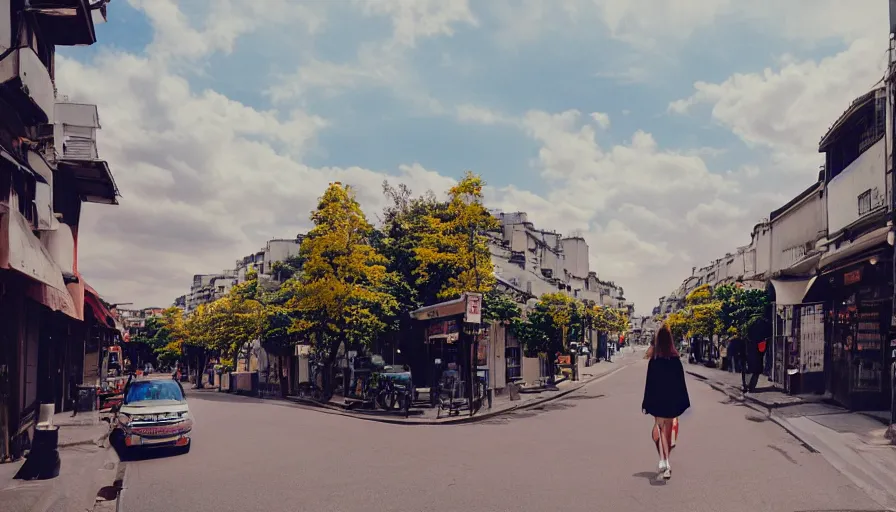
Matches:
[83,282,118,329]
[410,296,467,321]
[818,226,889,271]
[0,205,79,319]
[771,276,818,306]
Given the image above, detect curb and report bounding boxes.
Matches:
[57,427,111,449]
[280,358,640,426]
[690,373,822,453]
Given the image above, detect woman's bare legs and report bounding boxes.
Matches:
[657,417,673,478]
[654,417,670,472]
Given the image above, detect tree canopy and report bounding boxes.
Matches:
[285,182,398,378]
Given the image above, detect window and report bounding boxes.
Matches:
[124,380,185,404]
[857,189,873,216]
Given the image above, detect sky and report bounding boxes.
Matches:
[57,0,889,314]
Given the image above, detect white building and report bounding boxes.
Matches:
[183,235,305,310]
[488,211,628,308]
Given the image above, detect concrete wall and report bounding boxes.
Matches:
[770,186,826,273]
[521,356,543,386]
[263,239,301,275]
[827,137,886,234]
[562,237,589,278]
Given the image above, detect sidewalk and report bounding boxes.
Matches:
[0,410,118,512]
[282,346,646,425]
[686,363,896,511]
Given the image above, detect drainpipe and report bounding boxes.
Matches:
[888,16,896,439]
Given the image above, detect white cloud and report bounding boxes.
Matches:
[132,0,324,63]
[670,37,887,172]
[355,0,478,48]
[55,49,456,307]
[455,104,511,125]
[268,0,476,105]
[486,107,764,310]
[589,112,610,129]
[491,0,881,50]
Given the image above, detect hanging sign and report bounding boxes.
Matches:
[465,293,482,324]
[844,269,862,286]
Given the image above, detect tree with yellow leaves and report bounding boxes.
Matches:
[153,306,187,366]
[286,182,397,398]
[413,171,499,300]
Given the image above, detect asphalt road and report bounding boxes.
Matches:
[119,360,884,512]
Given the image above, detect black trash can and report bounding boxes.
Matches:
[76,385,97,413]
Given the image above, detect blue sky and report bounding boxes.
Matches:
[57,0,887,312]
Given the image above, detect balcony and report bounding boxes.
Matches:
[53,102,118,205]
[26,0,106,46]
[0,47,55,126]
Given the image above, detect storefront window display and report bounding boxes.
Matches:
[827,261,892,410]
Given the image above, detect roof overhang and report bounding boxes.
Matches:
[819,226,889,271]
[57,159,119,204]
[27,0,98,46]
[818,88,884,152]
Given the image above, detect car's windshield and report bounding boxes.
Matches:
[124,380,184,404]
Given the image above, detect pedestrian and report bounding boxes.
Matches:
[742,319,770,393]
[728,337,744,374]
[642,324,691,480]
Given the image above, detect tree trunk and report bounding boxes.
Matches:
[321,339,342,402]
[278,355,288,398]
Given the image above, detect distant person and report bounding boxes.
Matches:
[743,318,770,393]
[728,337,745,373]
[642,325,691,480]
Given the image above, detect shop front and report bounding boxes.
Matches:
[770,276,825,395]
[823,256,893,411]
[410,293,484,415]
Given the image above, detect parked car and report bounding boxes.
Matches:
[112,377,193,454]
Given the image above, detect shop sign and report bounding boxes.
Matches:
[844,269,862,286]
[465,293,482,324]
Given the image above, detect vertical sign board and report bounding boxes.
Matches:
[799,303,825,373]
[465,293,482,324]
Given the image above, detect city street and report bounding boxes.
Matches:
[118,359,884,512]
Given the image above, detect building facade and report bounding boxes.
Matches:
[0,0,119,461]
[654,85,894,413]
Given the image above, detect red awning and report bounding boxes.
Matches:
[83,282,117,328]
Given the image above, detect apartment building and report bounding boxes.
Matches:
[0,0,118,461]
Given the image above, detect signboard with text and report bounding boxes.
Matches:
[465,293,482,324]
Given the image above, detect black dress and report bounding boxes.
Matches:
[641,356,691,418]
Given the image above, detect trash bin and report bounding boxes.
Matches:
[76,385,97,412]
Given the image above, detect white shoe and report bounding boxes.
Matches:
[663,464,672,479]
[658,460,667,472]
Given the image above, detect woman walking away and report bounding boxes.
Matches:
[642,325,690,480]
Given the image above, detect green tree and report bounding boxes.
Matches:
[286,182,398,398]
[270,254,304,282]
[515,293,582,383]
[482,288,522,324]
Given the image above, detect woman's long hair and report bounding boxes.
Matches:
[654,324,679,358]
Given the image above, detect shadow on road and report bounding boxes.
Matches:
[631,471,667,486]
